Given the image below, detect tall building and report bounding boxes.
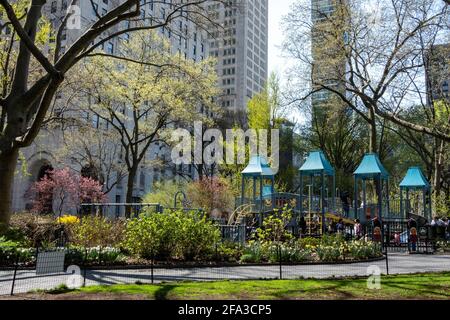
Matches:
[9,0,269,215]
[10,0,209,214]
[425,43,450,106]
[310,0,348,110]
[208,0,269,123]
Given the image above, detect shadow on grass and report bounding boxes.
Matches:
[154,284,178,300]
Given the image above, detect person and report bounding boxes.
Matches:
[437,217,446,227]
[409,227,418,253]
[336,218,345,234]
[340,191,350,217]
[372,216,381,229]
[430,216,437,227]
[407,217,417,230]
[394,232,401,246]
[299,216,307,237]
[354,219,362,240]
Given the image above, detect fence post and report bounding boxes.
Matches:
[278,244,282,280]
[82,248,87,288]
[385,246,389,275]
[10,253,19,296]
[151,250,154,284]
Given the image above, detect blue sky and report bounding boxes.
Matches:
[268,0,296,76]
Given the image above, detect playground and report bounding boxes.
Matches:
[236,151,445,253]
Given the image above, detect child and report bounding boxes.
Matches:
[394,232,400,246]
[410,227,418,253]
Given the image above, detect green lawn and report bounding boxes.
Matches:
[42,272,450,300]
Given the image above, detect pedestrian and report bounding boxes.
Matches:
[340,191,350,217]
[394,232,401,246]
[409,227,418,253]
[354,219,362,240]
[372,216,381,229]
[336,218,345,235]
[299,216,307,237]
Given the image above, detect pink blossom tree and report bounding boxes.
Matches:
[30,167,106,216]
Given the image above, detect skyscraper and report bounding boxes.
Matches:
[208,0,269,123]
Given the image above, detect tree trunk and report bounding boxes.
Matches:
[368,107,377,154]
[0,148,19,232]
[433,138,444,195]
[125,165,138,218]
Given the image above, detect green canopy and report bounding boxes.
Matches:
[299,151,335,176]
[400,167,431,190]
[354,153,389,180]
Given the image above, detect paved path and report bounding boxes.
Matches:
[1,253,449,295]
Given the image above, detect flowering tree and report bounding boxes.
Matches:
[30,167,106,216]
[187,177,234,216]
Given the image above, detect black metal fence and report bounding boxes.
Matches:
[2,241,450,297]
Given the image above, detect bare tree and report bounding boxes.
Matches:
[282,0,449,153]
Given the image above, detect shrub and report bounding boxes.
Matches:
[316,245,342,262]
[255,205,294,243]
[71,216,124,249]
[240,241,265,263]
[9,213,62,247]
[122,210,220,261]
[348,241,382,260]
[266,244,310,263]
[56,215,80,225]
[65,246,125,265]
[215,242,243,263]
[187,177,234,214]
[0,237,35,265]
[143,181,187,208]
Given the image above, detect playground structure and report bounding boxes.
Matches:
[238,151,434,238]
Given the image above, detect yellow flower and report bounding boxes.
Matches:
[56,215,80,225]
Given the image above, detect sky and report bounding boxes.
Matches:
[268,0,296,76]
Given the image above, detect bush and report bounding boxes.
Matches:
[254,205,294,243]
[142,181,187,208]
[187,177,234,214]
[9,213,62,247]
[65,246,125,265]
[71,216,124,249]
[215,242,243,263]
[122,210,220,261]
[0,237,35,265]
[348,241,382,260]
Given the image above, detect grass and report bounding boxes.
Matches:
[33,272,450,300]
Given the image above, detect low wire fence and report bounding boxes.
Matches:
[1,242,450,296]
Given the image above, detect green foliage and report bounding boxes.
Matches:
[0,237,35,265]
[65,246,125,265]
[240,235,382,264]
[71,216,124,249]
[122,210,220,261]
[143,181,187,208]
[255,205,294,243]
[433,192,450,218]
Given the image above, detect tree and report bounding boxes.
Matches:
[77,30,219,217]
[55,125,128,195]
[282,0,450,152]
[30,167,106,216]
[0,0,226,230]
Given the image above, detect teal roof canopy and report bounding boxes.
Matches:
[299,151,335,176]
[242,155,275,177]
[354,153,389,179]
[400,167,430,190]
